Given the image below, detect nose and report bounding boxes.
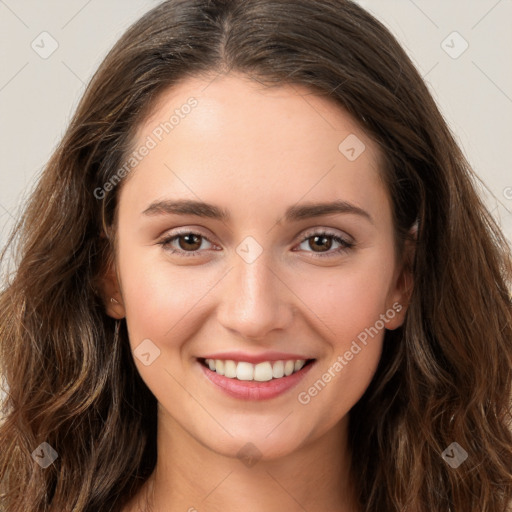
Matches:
[216,249,294,341]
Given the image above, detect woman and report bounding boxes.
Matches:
[1,1,511,511]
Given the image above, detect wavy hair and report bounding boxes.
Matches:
[1,0,511,510]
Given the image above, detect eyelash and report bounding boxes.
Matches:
[157,229,355,259]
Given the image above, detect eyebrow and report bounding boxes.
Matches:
[142,199,373,224]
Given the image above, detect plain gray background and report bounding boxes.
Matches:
[0,0,511,255]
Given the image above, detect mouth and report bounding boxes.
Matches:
[197,357,316,400]
[198,357,316,381]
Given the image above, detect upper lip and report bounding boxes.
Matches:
[198,351,315,364]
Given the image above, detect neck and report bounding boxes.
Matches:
[128,408,360,512]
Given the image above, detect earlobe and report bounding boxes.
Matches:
[106,295,126,319]
[385,296,410,331]
[101,284,126,319]
[97,256,126,320]
[386,225,417,330]
[387,271,413,330]
[385,298,410,331]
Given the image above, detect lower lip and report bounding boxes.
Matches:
[198,359,315,400]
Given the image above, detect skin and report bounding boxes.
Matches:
[101,72,413,512]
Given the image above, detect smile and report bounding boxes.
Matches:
[197,357,316,400]
[201,358,313,381]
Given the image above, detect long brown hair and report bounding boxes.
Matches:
[1,1,511,510]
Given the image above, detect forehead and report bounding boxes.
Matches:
[138,72,378,161]
[120,72,389,224]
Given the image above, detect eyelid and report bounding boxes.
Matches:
[297,226,354,244]
[158,226,355,258]
[160,225,352,243]
[157,228,218,258]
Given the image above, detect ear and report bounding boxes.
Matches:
[385,222,417,330]
[96,233,126,320]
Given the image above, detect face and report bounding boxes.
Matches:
[104,72,411,460]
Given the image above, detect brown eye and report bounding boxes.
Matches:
[176,233,202,251]
[296,230,354,258]
[309,234,334,252]
[158,231,214,257]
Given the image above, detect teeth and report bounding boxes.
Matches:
[204,358,308,381]
[254,362,273,381]
[215,359,225,376]
[236,362,254,381]
[224,360,237,378]
[272,360,284,378]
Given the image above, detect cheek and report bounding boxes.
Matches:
[292,263,391,430]
[290,256,394,347]
[117,243,223,350]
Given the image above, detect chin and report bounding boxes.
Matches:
[189,417,314,463]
